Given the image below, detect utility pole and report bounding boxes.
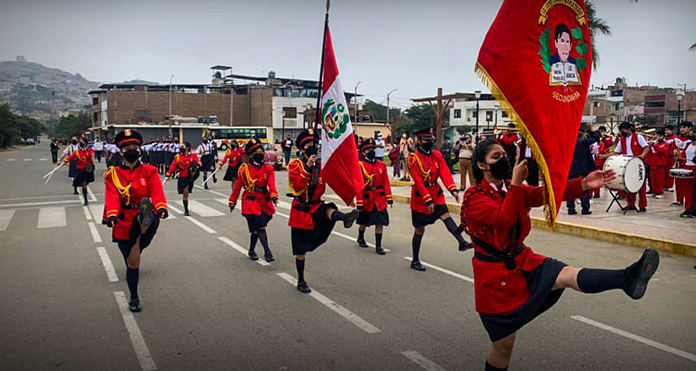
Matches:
[168,75,174,138]
[354,81,361,123]
[386,88,397,126]
[412,89,468,148]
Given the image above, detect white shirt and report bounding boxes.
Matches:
[63,144,78,154]
[374,138,385,157]
[198,143,212,156]
[685,142,695,166]
[489,181,508,193]
[93,141,104,151]
[614,134,648,156]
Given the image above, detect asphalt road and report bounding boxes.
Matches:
[1,142,695,371]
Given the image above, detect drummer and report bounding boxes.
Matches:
[614,122,649,212]
[677,129,695,217]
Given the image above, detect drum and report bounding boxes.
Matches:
[669,168,695,179]
[603,155,646,193]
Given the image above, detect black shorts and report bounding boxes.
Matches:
[291,202,337,255]
[73,168,95,187]
[411,204,449,228]
[177,177,194,194]
[245,211,273,233]
[357,208,389,227]
[223,165,240,181]
[479,258,567,342]
[115,214,160,261]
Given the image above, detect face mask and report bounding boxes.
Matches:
[203,140,208,144]
[304,146,317,157]
[621,132,629,137]
[488,156,511,180]
[180,147,187,154]
[252,153,265,164]
[79,142,86,148]
[123,149,140,162]
[365,150,376,160]
[72,140,78,145]
[420,141,434,152]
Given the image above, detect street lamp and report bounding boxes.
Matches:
[168,75,174,138]
[386,89,398,126]
[354,81,361,123]
[677,90,684,125]
[474,90,481,140]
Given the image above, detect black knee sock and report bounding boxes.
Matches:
[295,259,306,283]
[82,188,88,201]
[358,229,365,241]
[249,233,258,252]
[412,233,423,261]
[485,361,508,371]
[443,217,465,244]
[375,233,383,248]
[330,210,346,221]
[183,199,189,213]
[258,229,270,254]
[126,267,139,301]
[74,186,78,193]
[577,268,626,293]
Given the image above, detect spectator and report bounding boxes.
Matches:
[389,137,400,178]
[374,133,386,161]
[282,135,293,166]
[93,138,104,163]
[455,134,475,190]
[440,136,453,173]
[567,129,599,215]
[399,131,414,181]
[50,139,59,163]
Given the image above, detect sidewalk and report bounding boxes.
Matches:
[389,177,696,256]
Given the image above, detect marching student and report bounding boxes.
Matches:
[674,121,694,207]
[677,132,695,217]
[63,139,95,204]
[461,138,659,371]
[647,129,670,199]
[57,136,80,195]
[103,129,168,313]
[664,125,678,192]
[228,139,279,262]
[219,140,244,191]
[166,142,201,216]
[614,122,649,212]
[407,127,472,272]
[592,126,613,198]
[288,129,359,293]
[355,138,393,255]
[197,137,216,189]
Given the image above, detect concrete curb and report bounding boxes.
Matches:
[390,179,414,187]
[390,193,696,257]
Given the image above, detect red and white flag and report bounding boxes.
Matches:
[319,26,364,205]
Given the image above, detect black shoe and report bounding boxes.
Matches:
[568,210,578,215]
[357,238,369,248]
[581,210,592,215]
[129,299,141,313]
[248,251,258,261]
[184,211,191,216]
[625,205,638,212]
[623,248,659,300]
[213,176,217,183]
[138,198,154,227]
[671,202,683,206]
[297,281,311,294]
[680,211,695,218]
[459,240,473,251]
[84,200,89,205]
[204,184,210,190]
[410,260,426,271]
[375,246,386,255]
[638,208,647,213]
[343,209,359,229]
[73,190,79,195]
[264,252,275,262]
[593,194,600,199]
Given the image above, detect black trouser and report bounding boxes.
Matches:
[95,150,102,162]
[51,151,58,163]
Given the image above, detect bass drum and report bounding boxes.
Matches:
[603,155,646,193]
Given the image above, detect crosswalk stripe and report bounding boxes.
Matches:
[37,207,67,229]
[0,210,15,232]
[5,159,15,162]
[22,158,31,162]
[88,204,103,221]
[39,158,48,161]
[176,200,224,217]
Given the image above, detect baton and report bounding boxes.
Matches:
[42,162,65,179]
[200,167,221,187]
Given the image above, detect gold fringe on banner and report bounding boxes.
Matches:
[474,61,557,228]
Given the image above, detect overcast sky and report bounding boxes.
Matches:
[1,0,694,109]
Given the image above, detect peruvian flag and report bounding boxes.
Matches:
[319,25,364,205]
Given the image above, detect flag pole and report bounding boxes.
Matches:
[314,0,330,131]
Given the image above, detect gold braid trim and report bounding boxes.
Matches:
[105,166,133,205]
[240,164,258,192]
[359,162,374,186]
[410,152,431,181]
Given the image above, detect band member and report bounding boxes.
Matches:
[57,137,80,194]
[677,131,695,217]
[219,140,244,191]
[674,121,694,207]
[228,139,279,262]
[461,138,659,371]
[408,127,473,272]
[664,125,678,192]
[166,142,201,216]
[197,138,216,189]
[288,129,359,293]
[104,129,168,313]
[614,122,649,212]
[355,138,393,255]
[592,126,613,198]
[63,139,95,204]
[647,129,670,199]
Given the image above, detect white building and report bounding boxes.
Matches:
[448,94,511,138]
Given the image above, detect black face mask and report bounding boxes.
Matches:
[420,141,434,152]
[252,153,264,165]
[304,146,317,157]
[365,150,376,161]
[488,156,511,180]
[621,131,629,137]
[180,147,187,154]
[72,140,78,145]
[123,149,140,162]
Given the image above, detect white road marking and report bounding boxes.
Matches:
[22,158,31,161]
[97,247,118,282]
[113,291,157,371]
[277,272,381,334]
[83,206,92,221]
[176,200,224,217]
[194,186,229,198]
[401,351,448,371]
[215,198,229,206]
[167,204,183,214]
[186,216,216,234]
[37,206,66,229]
[0,200,78,209]
[39,158,48,161]
[88,204,103,221]
[402,257,474,283]
[0,210,15,232]
[87,187,97,202]
[218,236,270,266]
[571,315,696,363]
[5,158,15,162]
[0,195,81,202]
[88,222,102,243]
[276,200,292,210]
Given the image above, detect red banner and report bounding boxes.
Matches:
[476,0,593,225]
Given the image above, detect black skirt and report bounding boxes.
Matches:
[201,154,215,171]
[72,168,95,187]
[68,159,77,178]
[291,202,338,255]
[357,208,389,227]
[245,211,272,233]
[479,258,567,342]
[177,177,194,194]
[411,204,449,228]
[115,213,160,257]
[223,165,240,181]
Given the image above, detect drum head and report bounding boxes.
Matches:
[623,157,645,193]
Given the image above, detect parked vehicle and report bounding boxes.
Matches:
[25,138,36,145]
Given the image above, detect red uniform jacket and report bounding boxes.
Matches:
[288,158,327,230]
[104,163,167,241]
[228,163,278,216]
[594,137,613,169]
[356,159,393,212]
[462,178,585,314]
[220,148,243,167]
[167,153,201,178]
[408,149,457,213]
[65,148,94,169]
[618,133,647,157]
[648,141,670,169]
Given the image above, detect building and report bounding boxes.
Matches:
[449,93,511,138]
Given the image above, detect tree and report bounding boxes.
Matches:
[54,111,91,140]
[586,0,612,69]
[0,103,45,148]
[362,100,401,123]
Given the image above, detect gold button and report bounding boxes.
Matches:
[501,282,506,287]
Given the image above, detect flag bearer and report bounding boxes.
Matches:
[355,138,393,255]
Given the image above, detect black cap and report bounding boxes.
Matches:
[114,129,143,149]
[679,121,693,128]
[295,129,317,149]
[413,127,435,140]
[359,138,375,152]
[244,138,263,155]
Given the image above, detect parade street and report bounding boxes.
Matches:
[1,142,695,371]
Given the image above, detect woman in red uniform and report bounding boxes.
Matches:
[103,130,168,313]
[228,139,279,262]
[219,140,244,191]
[288,129,359,293]
[63,139,95,205]
[461,139,659,371]
[355,138,393,255]
[166,142,201,216]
